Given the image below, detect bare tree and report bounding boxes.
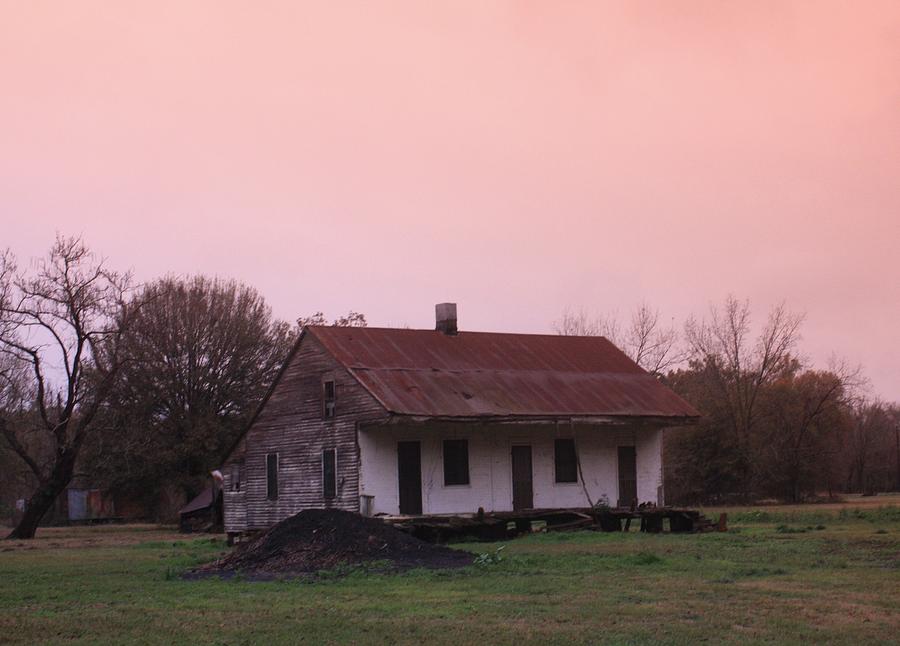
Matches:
[681,296,804,494]
[622,304,685,375]
[554,303,684,375]
[756,361,862,501]
[553,307,605,338]
[842,397,898,494]
[297,310,367,331]
[0,236,137,539]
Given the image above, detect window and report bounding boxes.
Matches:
[323,449,336,499]
[443,439,470,486]
[231,464,241,492]
[266,453,278,500]
[323,379,336,418]
[554,439,578,483]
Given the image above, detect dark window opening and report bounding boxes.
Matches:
[555,439,578,483]
[617,446,637,508]
[443,439,470,486]
[323,379,336,418]
[266,453,278,500]
[231,464,241,492]
[323,449,337,500]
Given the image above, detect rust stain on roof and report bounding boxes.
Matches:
[308,327,699,420]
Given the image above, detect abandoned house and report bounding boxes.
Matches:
[220,303,699,539]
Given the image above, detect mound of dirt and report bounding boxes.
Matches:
[194,509,472,579]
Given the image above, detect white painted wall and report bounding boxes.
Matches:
[358,423,665,516]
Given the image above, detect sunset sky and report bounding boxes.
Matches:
[1,2,898,397]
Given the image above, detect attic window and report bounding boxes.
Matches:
[231,464,241,492]
[555,439,578,483]
[443,439,470,486]
[323,380,336,418]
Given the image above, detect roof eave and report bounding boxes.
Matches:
[363,412,701,428]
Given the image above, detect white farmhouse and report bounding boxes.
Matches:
[220,304,699,541]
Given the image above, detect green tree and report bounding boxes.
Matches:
[85,276,294,519]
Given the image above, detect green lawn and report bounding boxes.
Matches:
[1,503,898,645]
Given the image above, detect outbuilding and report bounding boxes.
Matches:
[220,304,699,540]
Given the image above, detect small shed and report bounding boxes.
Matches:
[65,475,118,524]
[178,486,223,533]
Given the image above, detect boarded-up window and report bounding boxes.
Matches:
[323,379,336,418]
[323,449,336,500]
[555,439,578,483]
[231,464,241,492]
[443,439,470,486]
[266,453,278,500]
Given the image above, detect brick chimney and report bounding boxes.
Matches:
[435,303,458,335]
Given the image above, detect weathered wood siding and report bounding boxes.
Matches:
[222,333,388,533]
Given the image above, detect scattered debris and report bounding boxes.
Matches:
[191,509,472,579]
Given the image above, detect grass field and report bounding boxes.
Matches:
[1,496,899,645]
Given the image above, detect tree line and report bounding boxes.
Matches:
[555,300,899,504]
[2,236,897,538]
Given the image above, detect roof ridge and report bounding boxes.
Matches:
[308,325,611,341]
[346,365,644,374]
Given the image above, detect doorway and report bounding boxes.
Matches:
[397,441,422,515]
[617,446,637,508]
[511,445,534,510]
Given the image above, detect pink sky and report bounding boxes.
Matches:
[1,2,898,398]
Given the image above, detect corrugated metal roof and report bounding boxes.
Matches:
[308,327,699,420]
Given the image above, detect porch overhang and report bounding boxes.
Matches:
[360,413,699,430]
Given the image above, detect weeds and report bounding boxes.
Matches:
[474,545,506,566]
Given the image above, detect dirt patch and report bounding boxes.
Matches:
[192,509,473,580]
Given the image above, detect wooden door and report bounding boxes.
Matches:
[511,445,534,511]
[617,446,637,508]
[397,441,422,515]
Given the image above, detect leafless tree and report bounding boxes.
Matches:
[297,310,367,331]
[842,396,898,494]
[684,297,803,444]
[0,236,137,539]
[755,358,863,501]
[680,296,804,493]
[553,308,605,338]
[554,303,684,375]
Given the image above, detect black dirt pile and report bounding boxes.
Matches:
[194,509,472,579]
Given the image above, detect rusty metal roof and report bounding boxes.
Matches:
[308,327,699,420]
[179,487,215,516]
